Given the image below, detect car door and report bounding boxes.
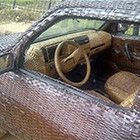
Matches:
[104,23,140,74]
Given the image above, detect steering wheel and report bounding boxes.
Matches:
[54,40,91,87]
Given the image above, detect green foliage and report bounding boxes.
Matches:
[15,0,36,5]
[125,25,140,36]
[0,0,36,5]
[0,0,61,12]
[0,0,62,22]
[0,0,62,5]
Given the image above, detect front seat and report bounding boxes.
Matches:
[104,71,140,108]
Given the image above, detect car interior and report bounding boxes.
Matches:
[22,17,140,109]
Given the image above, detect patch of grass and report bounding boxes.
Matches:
[0,0,36,5]
[0,9,42,22]
[0,0,62,23]
[0,0,62,5]
[0,0,62,14]
[125,25,140,36]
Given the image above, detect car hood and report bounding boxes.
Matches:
[0,33,22,53]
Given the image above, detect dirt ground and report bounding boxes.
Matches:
[0,8,41,36]
[0,22,34,36]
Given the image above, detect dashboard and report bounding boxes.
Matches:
[24,30,111,77]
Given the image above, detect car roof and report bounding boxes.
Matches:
[49,0,140,24]
[0,0,139,54]
[0,33,22,53]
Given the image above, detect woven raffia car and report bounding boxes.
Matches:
[0,0,140,140]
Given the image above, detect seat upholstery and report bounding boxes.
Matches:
[0,134,21,140]
[0,132,6,138]
[105,71,140,108]
[120,91,137,108]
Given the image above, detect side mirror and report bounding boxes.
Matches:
[0,53,14,74]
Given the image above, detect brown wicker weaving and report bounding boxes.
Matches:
[120,91,137,108]
[105,71,140,108]
[0,0,140,139]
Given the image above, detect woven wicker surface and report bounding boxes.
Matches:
[24,30,111,77]
[0,33,22,52]
[24,30,96,76]
[0,134,20,140]
[0,72,139,140]
[105,71,140,106]
[120,91,137,108]
[0,0,140,139]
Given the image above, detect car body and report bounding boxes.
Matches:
[0,0,140,140]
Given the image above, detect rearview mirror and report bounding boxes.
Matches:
[0,53,14,74]
[117,23,129,33]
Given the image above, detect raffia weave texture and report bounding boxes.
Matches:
[105,71,140,108]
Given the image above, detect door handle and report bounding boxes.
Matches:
[124,43,133,61]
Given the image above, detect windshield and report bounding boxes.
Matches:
[34,18,105,43]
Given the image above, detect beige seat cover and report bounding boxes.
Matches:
[0,134,21,140]
[105,71,140,108]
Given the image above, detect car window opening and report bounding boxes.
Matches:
[23,17,139,109]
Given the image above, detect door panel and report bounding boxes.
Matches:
[104,35,140,74]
